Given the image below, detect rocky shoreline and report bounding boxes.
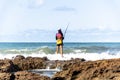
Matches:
[0,55,120,80]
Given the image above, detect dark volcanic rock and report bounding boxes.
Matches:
[46,58,85,69]
[0,71,50,80]
[14,71,50,80]
[2,55,120,80]
[52,58,120,80]
[0,59,17,72]
[0,73,13,80]
[12,55,49,71]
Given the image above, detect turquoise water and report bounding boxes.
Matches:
[0,42,120,53]
[0,42,120,60]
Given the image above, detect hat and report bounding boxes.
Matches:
[58,28,61,31]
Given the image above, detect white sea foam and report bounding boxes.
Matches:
[0,52,120,61]
[0,43,120,60]
[0,42,120,61]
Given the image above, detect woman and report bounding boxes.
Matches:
[56,29,64,57]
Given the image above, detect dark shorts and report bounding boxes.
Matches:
[57,43,63,46]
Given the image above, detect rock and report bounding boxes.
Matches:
[13,55,25,60]
[52,58,120,80]
[45,58,85,69]
[0,59,17,72]
[0,71,51,80]
[0,73,14,80]
[14,71,50,80]
[12,55,49,70]
[3,55,120,80]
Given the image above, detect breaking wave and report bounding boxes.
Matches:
[0,45,120,61]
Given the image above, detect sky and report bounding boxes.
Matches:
[0,0,120,42]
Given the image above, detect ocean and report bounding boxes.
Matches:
[0,42,120,61]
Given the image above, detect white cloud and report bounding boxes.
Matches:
[36,0,44,6]
[17,0,44,8]
[28,0,44,7]
[54,6,76,11]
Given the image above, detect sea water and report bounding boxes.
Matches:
[0,42,120,61]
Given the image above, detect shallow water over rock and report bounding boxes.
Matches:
[28,68,61,77]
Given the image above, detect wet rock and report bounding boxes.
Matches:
[51,77,65,80]
[45,58,85,69]
[12,55,49,70]
[13,55,25,60]
[52,58,120,80]
[0,71,51,80]
[0,59,17,72]
[2,55,120,80]
[14,71,50,80]
[0,73,13,80]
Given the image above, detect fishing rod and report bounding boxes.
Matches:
[63,23,70,38]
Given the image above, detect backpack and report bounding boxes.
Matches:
[57,39,62,45]
[56,33,62,39]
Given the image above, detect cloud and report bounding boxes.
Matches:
[18,0,44,8]
[54,6,76,11]
[19,29,55,42]
[28,0,44,8]
[36,0,44,6]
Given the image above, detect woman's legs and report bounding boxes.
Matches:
[56,44,63,57]
[56,45,59,54]
[60,45,63,57]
